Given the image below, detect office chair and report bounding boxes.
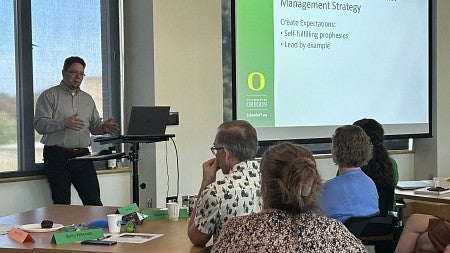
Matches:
[344,186,400,253]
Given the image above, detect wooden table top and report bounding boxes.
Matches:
[0,205,208,253]
[395,179,450,204]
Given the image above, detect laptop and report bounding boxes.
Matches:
[94,106,172,143]
[396,180,432,190]
[126,106,170,136]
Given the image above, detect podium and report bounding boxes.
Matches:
[93,134,175,205]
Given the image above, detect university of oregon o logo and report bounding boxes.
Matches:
[247,72,265,91]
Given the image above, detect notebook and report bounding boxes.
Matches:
[414,187,450,195]
[396,180,432,190]
[94,106,171,143]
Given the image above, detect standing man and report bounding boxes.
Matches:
[34,56,119,206]
[188,120,262,246]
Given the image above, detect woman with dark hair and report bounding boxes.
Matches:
[353,119,398,211]
[211,142,366,252]
[353,118,399,188]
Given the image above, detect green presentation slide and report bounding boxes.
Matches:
[235,0,429,141]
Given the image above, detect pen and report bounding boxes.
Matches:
[99,235,111,240]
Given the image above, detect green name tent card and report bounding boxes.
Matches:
[142,209,167,220]
[118,203,139,215]
[142,208,188,220]
[179,208,188,218]
[51,228,104,244]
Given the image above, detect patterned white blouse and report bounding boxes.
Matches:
[194,160,262,241]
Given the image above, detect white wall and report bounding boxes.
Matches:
[0,172,131,217]
[0,179,53,217]
[70,172,132,206]
[315,152,414,182]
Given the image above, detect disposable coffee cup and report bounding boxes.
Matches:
[433,177,443,187]
[167,202,180,220]
[107,214,123,233]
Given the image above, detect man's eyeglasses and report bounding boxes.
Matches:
[67,70,86,77]
[210,146,225,155]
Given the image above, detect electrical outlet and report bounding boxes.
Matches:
[167,112,179,125]
[147,198,153,208]
[166,196,178,203]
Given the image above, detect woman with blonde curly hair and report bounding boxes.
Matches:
[211,142,366,253]
[319,125,379,222]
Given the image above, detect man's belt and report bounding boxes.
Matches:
[45,145,90,157]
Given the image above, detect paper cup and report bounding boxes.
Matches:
[433,177,443,187]
[107,214,122,233]
[167,202,180,220]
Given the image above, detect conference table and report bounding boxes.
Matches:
[0,205,209,253]
[395,179,450,204]
[395,179,450,220]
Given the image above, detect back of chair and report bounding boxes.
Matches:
[344,185,395,237]
[376,185,395,217]
[344,185,396,253]
[344,215,376,236]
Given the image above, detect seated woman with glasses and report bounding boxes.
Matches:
[211,142,366,252]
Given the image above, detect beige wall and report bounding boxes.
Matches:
[434,0,450,178]
[152,1,223,207]
[122,0,157,208]
[414,0,450,179]
[121,0,223,208]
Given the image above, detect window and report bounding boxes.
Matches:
[0,0,17,172]
[0,0,120,175]
[32,0,103,165]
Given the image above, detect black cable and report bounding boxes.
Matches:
[165,141,169,197]
[164,138,180,201]
[170,137,180,198]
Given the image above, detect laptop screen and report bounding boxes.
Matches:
[127,106,170,135]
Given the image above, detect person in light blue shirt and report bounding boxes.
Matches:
[319,125,379,222]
